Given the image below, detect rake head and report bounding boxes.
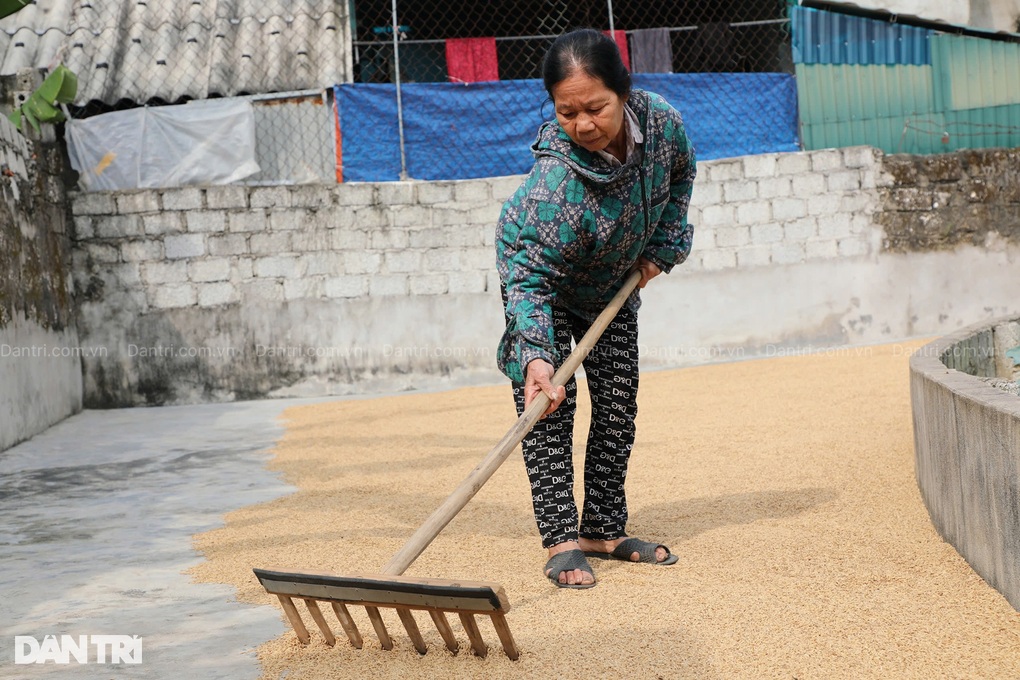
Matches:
[254,568,519,659]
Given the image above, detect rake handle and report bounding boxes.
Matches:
[382,270,642,575]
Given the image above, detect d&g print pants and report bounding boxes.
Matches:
[512,305,639,548]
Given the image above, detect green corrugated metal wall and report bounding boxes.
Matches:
[796,24,1020,154]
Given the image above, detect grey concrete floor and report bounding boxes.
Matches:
[0,399,322,679]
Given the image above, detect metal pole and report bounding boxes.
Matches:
[391,0,409,180]
[607,0,614,34]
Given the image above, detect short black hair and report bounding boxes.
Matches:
[542,28,632,100]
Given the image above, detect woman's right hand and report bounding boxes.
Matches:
[525,359,566,417]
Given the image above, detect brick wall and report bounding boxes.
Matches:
[878,148,1020,251]
[72,178,519,316]
[72,148,884,318]
[685,146,883,270]
[69,145,1020,406]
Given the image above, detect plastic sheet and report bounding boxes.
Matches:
[66,98,260,191]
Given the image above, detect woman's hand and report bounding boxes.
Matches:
[524,359,566,417]
[633,257,662,289]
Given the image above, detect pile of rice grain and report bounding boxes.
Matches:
[190,340,1020,679]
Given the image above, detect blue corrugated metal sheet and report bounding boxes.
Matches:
[791,5,932,65]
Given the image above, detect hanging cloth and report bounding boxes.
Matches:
[445,37,500,83]
[629,28,672,73]
[603,30,631,70]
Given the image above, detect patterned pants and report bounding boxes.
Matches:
[512,305,639,548]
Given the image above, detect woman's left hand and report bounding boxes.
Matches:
[633,257,662,288]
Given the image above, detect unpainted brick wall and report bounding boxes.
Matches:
[879,148,1020,251]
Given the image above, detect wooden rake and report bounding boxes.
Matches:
[255,271,642,659]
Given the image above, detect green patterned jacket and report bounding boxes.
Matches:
[495,89,696,382]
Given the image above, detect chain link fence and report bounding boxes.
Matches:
[352,1,793,82]
[41,1,795,187]
[342,0,798,180]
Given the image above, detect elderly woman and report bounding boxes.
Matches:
[495,28,697,588]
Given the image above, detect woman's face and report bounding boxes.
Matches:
[551,71,626,154]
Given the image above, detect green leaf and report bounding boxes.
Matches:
[0,0,31,21]
[537,201,559,222]
[565,179,585,203]
[631,211,645,233]
[558,222,576,243]
[600,196,623,220]
[629,182,643,205]
[38,65,77,104]
[545,165,567,191]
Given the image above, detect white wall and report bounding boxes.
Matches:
[67,145,1020,406]
[826,0,1020,31]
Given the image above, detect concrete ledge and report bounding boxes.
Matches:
[909,316,1020,611]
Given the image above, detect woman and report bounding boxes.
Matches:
[495,28,697,588]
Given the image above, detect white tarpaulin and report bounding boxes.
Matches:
[66,98,260,191]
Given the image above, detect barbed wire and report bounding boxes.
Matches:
[899,117,1020,152]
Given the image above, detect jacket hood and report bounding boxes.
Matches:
[530,89,651,184]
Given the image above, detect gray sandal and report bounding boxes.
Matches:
[544,549,597,589]
[584,537,679,565]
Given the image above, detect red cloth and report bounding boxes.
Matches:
[603,30,630,71]
[445,37,499,83]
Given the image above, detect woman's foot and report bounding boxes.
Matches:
[578,536,673,563]
[545,541,596,587]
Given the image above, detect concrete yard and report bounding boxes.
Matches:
[3,339,1020,679]
[0,399,301,679]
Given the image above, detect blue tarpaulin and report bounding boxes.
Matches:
[336,73,798,182]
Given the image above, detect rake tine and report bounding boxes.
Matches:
[489,613,520,660]
[428,610,460,653]
[395,608,428,655]
[276,595,310,644]
[364,606,394,650]
[303,600,336,647]
[458,613,488,658]
[330,602,363,649]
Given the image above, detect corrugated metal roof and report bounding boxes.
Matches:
[0,0,74,74]
[0,1,352,105]
[801,1,1020,43]
[791,6,932,65]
